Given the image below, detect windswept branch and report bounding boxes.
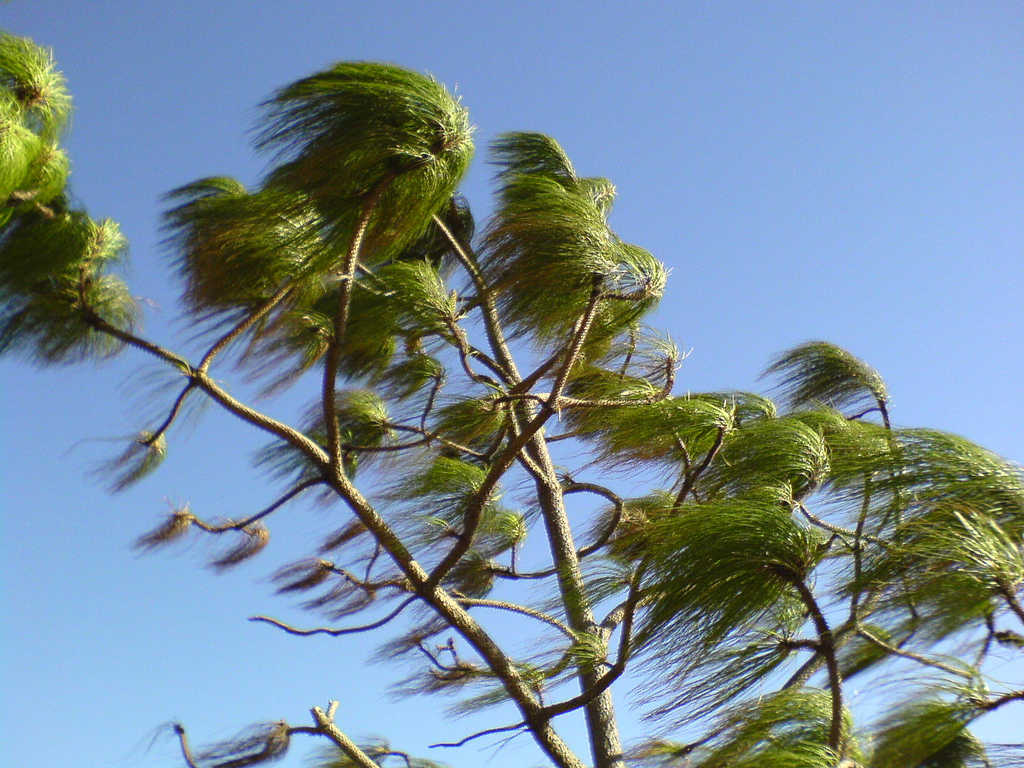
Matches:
[454,595,576,639]
[141,382,196,447]
[324,180,392,475]
[249,596,415,636]
[856,627,972,678]
[674,426,725,507]
[197,282,294,374]
[429,722,528,749]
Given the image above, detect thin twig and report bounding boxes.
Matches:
[141,381,196,446]
[454,596,575,638]
[856,627,972,679]
[191,479,323,532]
[674,426,725,507]
[249,596,415,636]
[197,282,293,373]
[172,724,201,768]
[429,722,527,749]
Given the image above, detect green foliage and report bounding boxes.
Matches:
[637,489,826,650]
[0,31,70,137]
[483,132,666,343]
[163,177,326,315]
[0,33,137,363]
[638,690,851,768]
[765,340,888,414]
[257,61,474,260]
[869,696,985,768]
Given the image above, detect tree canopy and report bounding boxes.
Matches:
[2,31,1022,768]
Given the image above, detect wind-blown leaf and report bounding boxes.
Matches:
[0,31,71,138]
[483,132,665,342]
[637,489,826,652]
[765,341,888,415]
[257,61,473,261]
[870,697,985,768]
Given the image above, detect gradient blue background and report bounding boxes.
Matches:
[2,2,1022,767]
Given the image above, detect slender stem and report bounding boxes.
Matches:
[85,312,329,466]
[429,723,527,749]
[83,312,191,372]
[141,382,195,446]
[856,627,971,678]
[249,596,415,636]
[1000,585,1024,627]
[432,212,519,384]
[428,282,604,585]
[197,282,293,373]
[540,569,642,719]
[787,573,843,752]
[454,596,575,639]
[172,724,201,768]
[190,479,322,532]
[674,426,725,507]
[324,183,390,473]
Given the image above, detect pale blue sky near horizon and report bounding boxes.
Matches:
[2,2,1022,767]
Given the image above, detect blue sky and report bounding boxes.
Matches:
[1,2,1022,767]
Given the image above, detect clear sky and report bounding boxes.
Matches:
[1,2,1022,767]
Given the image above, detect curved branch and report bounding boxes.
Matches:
[191,479,323,532]
[141,381,196,447]
[197,282,293,374]
[172,724,201,768]
[429,722,528,749]
[325,179,392,474]
[856,627,972,679]
[249,596,415,637]
[454,596,575,639]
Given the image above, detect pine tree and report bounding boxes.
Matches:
[3,31,1022,768]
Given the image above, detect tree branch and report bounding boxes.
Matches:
[856,627,972,678]
[429,722,528,749]
[310,703,381,768]
[249,596,415,636]
[324,180,392,474]
[197,282,293,374]
[454,595,576,639]
[674,426,725,507]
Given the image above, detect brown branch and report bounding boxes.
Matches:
[540,568,642,719]
[141,382,196,447]
[454,595,575,639]
[674,426,725,507]
[564,480,624,558]
[172,724,201,768]
[197,283,293,374]
[784,571,844,752]
[324,179,392,474]
[249,596,415,636]
[310,703,380,768]
[1000,585,1024,627]
[856,627,972,678]
[432,211,519,385]
[429,722,528,749]
[190,479,323,533]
